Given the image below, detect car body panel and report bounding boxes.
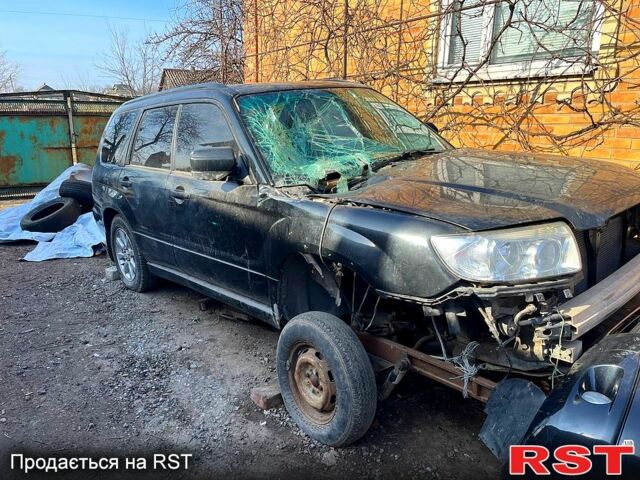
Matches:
[252,190,462,301]
[336,148,640,231]
[165,172,274,303]
[118,165,176,267]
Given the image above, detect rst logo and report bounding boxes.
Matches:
[509,441,635,476]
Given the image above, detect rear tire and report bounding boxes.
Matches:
[110,216,156,292]
[276,311,377,446]
[20,197,81,233]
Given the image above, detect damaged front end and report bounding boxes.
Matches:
[236,83,640,457]
[346,204,640,374]
[339,206,640,468]
[286,197,640,455]
[278,198,640,408]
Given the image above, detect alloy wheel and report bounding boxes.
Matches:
[114,228,137,283]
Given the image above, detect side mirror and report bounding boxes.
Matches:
[190,147,236,180]
[424,122,439,133]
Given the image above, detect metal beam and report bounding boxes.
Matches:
[358,333,496,403]
[560,253,640,340]
[64,92,78,165]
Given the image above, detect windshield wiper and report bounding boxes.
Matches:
[372,148,437,172]
[346,163,372,190]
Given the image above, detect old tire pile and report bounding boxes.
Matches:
[59,179,93,206]
[20,179,93,233]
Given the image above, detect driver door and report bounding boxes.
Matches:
[166,102,271,303]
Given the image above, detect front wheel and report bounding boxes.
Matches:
[276,311,377,446]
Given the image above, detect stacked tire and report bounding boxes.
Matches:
[20,178,93,233]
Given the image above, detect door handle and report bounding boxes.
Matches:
[171,186,190,201]
[120,177,132,188]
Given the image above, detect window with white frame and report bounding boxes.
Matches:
[438,0,601,81]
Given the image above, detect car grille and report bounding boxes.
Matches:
[574,215,625,295]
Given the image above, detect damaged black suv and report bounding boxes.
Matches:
[93,81,640,449]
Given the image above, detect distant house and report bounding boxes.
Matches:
[158,68,219,91]
[36,83,54,92]
[31,83,58,99]
[103,83,134,97]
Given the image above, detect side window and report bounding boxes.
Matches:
[174,103,235,172]
[100,110,138,164]
[131,106,178,169]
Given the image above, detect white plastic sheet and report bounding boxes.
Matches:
[0,164,106,261]
[23,212,106,262]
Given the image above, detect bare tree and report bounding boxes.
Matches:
[150,0,244,84]
[97,25,164,96]
[58,71,107,93]
[0,49,21,92]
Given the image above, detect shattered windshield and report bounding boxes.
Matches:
[237,88,448,190]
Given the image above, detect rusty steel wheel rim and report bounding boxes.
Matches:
[289,344,337,424]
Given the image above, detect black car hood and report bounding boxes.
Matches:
[336,148,640,231]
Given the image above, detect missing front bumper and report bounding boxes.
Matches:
[560,253,640,341]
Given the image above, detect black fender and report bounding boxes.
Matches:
[263,198,461,300]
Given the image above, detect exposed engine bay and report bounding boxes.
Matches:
[306,205,640,392]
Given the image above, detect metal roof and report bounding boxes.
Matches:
[158,68,220,91]
[0,89,128,115]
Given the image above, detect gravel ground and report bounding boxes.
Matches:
[0,242,500,479]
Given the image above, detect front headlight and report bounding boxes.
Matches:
[431,222,581,283]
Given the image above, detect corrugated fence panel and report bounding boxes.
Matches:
[0,91,125,188]
[0,115,73,187]
[73,116,110,165]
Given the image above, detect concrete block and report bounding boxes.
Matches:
[251,382,283,410]
[105,265,120,281]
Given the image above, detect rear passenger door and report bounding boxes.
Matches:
[166,102,269,302]
[120,105,178,268]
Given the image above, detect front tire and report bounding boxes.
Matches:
[110,216,156,292]
[276,311,377,446]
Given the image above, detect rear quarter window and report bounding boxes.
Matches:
[100,110,138,165]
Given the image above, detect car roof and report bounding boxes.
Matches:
[119,80,369,110]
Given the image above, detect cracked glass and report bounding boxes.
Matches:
[237,88,448,190]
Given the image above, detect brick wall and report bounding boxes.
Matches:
[244,0,640,168]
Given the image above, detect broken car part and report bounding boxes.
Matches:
[486,334,640,474]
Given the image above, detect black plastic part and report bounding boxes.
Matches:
[480,378,546,462]
[512,334,640,478]
[190,147,236,173]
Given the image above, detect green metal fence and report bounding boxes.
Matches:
[0,90,128,194]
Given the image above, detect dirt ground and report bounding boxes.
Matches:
[0,241,500,479]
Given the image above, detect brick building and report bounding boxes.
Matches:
[243,0,640,168]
